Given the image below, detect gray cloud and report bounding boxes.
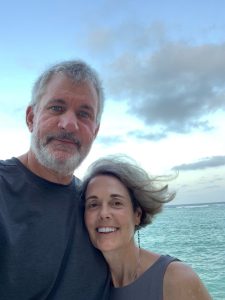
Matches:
[204,184,221,190]
[107,42,225,134]
[83,21,168,56]
[96,128,167,145]
[83,21,225,138]
[96,135,124,146]
[128,129,167,141]
[172,156,225,171]
[199,174,225,184]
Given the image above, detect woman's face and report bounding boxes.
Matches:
[84,175,141,253]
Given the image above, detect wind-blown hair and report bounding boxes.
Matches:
[82,155,176,228]
[30,60,104,124]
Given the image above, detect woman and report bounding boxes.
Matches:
[82,155,212,300]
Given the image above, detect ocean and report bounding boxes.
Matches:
[137,202,225,300]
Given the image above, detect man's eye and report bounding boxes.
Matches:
[78,111,92,119]
[48,106,64,112]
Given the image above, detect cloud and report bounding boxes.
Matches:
[82,21,225,137]
[83,21,168,56]
[172,156,225,171]
[96,135,124,146]
[128,129,167,141]
[107,41,225,134]
[204,184,221,190]
[97,128,167,144]
[81,21,225,140]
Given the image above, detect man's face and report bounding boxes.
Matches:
[27,73,99,175]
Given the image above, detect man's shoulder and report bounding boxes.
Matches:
[74,176,82,187]
[0,157,18,172]
[0,158,23,188]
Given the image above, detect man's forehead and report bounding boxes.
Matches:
[38,77,97,109]
[45,73,96,95]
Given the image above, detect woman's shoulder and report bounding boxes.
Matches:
[163,260,212,300]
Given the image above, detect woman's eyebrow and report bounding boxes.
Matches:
[85,195,98,201]
[110,194,125,199]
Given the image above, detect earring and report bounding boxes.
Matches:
[137,229,141,248]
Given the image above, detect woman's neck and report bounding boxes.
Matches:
[103,245,142,288]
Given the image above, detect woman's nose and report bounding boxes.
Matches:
[99,205,111,219]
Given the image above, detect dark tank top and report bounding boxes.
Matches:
[110,255,178,300]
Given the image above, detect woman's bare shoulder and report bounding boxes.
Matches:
[163,261,212,300]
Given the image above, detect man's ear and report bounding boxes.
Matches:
[26,106,34,132]
[93,123,100,139]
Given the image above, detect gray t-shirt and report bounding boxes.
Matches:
[110,255,178,300]
[0,158,110,300]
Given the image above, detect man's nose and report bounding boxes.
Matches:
[58,111,79,131]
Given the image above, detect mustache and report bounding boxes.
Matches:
[44,132,81,148]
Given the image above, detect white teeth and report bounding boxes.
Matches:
[97,227,117,233]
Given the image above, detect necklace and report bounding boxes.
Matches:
[111,248,142,287]
[132,247,142,282]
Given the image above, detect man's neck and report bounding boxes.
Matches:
[18,151,73,185]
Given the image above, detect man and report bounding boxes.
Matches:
[0,60,110,299]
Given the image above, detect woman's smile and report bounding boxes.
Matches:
[84,174,141,253]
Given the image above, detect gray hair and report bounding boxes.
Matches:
[30,60,104,124]
[82,155,176,228]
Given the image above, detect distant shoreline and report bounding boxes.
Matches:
[166,201,225,208]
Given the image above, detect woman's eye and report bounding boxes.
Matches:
[112,200,123,207]
[86,202,99,209]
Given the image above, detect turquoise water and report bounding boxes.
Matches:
[137,202,225,300]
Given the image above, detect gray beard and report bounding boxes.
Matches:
[30,132,83,177]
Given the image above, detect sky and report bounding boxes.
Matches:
[0,0,225,205]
